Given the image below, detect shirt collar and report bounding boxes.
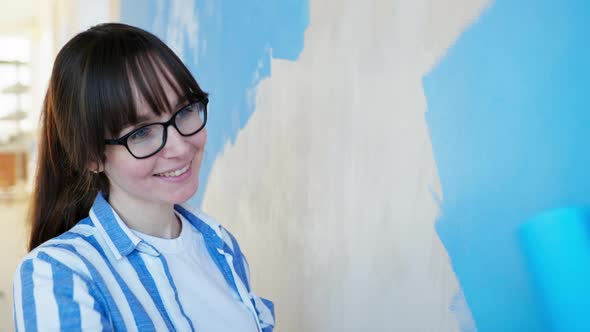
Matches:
[88,192,225,260]
[89,192,143,260]
[174,203,226,250]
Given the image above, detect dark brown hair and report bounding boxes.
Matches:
[28,23,207,250]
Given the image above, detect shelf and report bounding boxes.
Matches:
[0,60,28,66]
[0,110,27,121]
[2,82,30,94]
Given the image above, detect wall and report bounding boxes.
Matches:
[424,1,590,331]
[121,0,490,331]
[119,0,590,330]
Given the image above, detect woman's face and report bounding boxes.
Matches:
[103,74,206,207]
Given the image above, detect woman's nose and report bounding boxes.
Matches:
[160,125,191,158]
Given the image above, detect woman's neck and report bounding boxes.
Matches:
[107,189,181,239]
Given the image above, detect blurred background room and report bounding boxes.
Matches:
[0,0,118,330]
[1,0,589,331]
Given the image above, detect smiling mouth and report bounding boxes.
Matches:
[154,164,190,177]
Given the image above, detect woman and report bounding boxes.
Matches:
[13,23,274,332]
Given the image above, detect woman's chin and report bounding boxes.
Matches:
[169,180,199,204]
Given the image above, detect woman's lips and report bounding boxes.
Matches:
[153,163,192,183]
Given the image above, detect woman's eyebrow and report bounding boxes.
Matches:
[172,97,189,111]
[134,114,153,123]
[121,113,155,131]
[129,97,188,127]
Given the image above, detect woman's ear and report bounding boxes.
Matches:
[87,160,104,174]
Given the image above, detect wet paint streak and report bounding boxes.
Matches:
[120,0,309,205]
[424,0,590,331]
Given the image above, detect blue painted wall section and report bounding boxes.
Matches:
[120,0,309,205]
[424,1,590,331]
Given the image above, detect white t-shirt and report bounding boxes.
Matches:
[132,213,259,332]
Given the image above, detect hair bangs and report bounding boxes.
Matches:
[126,52,183,121]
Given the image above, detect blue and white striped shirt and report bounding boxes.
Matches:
[13,192,275,331]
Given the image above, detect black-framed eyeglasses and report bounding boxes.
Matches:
[105,97,208,159]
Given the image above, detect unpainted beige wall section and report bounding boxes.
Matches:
[202,0,491,331]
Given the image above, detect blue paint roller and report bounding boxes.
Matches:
[519,207,590,332]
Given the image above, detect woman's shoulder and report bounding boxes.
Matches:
[14,217,102,282]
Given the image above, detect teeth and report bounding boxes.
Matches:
[156,164,189,177]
